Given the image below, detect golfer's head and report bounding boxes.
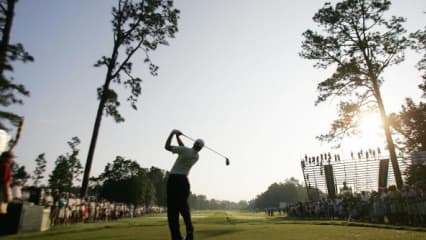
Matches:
[193,139,204,152]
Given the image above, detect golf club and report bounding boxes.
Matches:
[180,133,230,166]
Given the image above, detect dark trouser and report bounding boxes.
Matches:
[167,174,193,240]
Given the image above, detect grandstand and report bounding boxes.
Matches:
[301,149,410,200]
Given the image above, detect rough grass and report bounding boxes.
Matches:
[1,211,426,240]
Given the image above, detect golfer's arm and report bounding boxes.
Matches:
[165,132,175,151]
[176,135,184,146]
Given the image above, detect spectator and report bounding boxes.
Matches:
[0,151,14,214]
[57,193,68,224]
[42,189,54,208]
[387,185,402,225]
[11,180,24,201]
[286,186,426,227]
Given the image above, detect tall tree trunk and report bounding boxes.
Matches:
[0,0,16,77]
[80,80,109,198]
[372,78,403,189]
[80,44,119,198]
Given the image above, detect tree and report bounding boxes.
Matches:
[98,155,144,181]
[101,173,153,205]
[98,156,155,205]
[81,0,180,197]
[187,194,245,210]
[390,98,426,188]
[32,153,46,186]
[67,137,83,184]
[388,26,426,188]
[147,166,167,206]
[142,179,156,207]
[48,137,82,192]
[0,0,33,130]
[300,0,412,189]
[411,26,426,94]
[48,155,72,192]
[389,99,426,153]
[11,162,30,183]
[252,178,307,209]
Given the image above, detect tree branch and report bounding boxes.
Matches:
[111,39,145,79]
[121,0,146,40]
[378,53,395,75]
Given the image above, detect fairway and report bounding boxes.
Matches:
[1,211,426,240]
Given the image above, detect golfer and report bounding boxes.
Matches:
[165,129,204,240]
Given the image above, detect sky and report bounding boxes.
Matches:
[5,0,426,202]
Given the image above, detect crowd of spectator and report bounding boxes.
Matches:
[286,184,426,227]
[10,185,164,226]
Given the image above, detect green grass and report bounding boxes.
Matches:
[2,211,426,240]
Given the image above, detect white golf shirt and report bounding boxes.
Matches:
[170,146,199,176]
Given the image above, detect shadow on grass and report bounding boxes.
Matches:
[197,229,242,239]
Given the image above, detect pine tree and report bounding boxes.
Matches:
[32,153,46,186]
[81,0,180,197]
[0,0,33,130]
[300,0,412,188]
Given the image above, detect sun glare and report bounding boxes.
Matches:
[340,113,385,151]
[359,113,383,136]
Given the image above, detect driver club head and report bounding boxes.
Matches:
[226,158,230,166]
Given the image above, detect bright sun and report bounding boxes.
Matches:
[358,113,383,136]
[340,113,385,151]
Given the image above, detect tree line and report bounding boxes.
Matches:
[248,178,309,210]
[11,138,306,210]
[11,137,247,210]
[188,194,248,210]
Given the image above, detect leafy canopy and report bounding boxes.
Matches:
[98,156,155,205]
[95,0,179,122]
[48,137,82,192]
[0,0,33,129]
[411,26,426,95]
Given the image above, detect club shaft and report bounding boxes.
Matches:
[181,134,228,159]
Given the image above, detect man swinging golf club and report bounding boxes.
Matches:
[165,129,204,240]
